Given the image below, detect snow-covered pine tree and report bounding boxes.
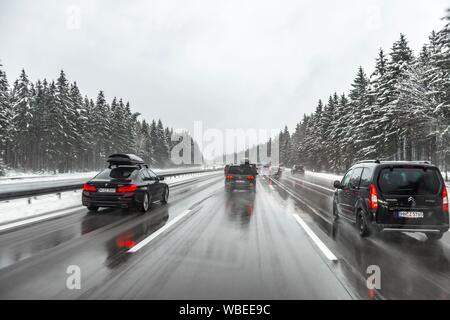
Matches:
[323,93,341,171]
[346,66,370,163]
[321,94,336,168]
[279,126,291,166]
[153,119,170,167]
[0,63,11,171]
[69,82,85,170]
[289,122,302,166]
[10,69,33,169]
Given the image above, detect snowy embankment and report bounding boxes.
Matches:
[0,166,216,184]
[0,171,98,184]
[0,170,220,226]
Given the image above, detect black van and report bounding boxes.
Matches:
[332,160,449,240]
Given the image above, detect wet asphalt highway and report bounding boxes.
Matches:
[0,170,449,299]
[277,171,450,299]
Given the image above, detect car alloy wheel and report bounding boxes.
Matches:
[357,211,370,237]
[162,187,169,204]
[139,193,150,213]
[333,202,339,220]
[143,193,149,210]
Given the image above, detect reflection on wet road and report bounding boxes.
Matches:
[225,191,255,227]
[85,180,351,299]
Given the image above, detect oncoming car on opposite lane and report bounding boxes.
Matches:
[82,154,169,213]
[332,160,449,240]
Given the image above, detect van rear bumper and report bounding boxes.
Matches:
[377,224,449,233]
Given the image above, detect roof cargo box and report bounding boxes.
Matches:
[107,154,145,166]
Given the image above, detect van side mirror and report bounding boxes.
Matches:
[333,180,342,189]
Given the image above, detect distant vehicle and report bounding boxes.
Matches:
[269,166,282,179]
[241,158,250,165]
[332,160,449,240]
[82,154,169,213]
[225,164,257,192]
[291,165,305,175]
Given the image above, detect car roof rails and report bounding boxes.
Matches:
[355,159,380,164]
[107,154,147,168]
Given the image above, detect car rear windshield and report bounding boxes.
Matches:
[95,167,137,180]
[377,167,441,195]
[227,166,254,175]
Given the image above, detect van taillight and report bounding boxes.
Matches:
[369,183,378,210]
[443,187,448,213]
[83,184,97,192]
[226,175,234,180]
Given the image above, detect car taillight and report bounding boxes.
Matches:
[369,183,378,210]
[116,184,138,193]
[247,175,255,181]
[443,187,448,213]
[226,175,234,180]
[83,184,97,192]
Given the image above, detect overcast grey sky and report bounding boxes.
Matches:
[0,0,448,134]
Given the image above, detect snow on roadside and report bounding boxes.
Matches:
[0,167,217,185]
[305,171,343,182]
[0,191,82,225]
[0,171,98,184]
[0,171,220,226]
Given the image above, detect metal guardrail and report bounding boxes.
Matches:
[0,168,222,202]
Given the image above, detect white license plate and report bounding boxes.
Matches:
[235,180,246,183]
[398,211,424,218]
[98,188,116,193]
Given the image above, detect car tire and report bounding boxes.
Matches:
[87,206,99,212]
[333,202,339,220]
[427,232,444,241]
[357,210,370,237]
[138,192,151,213]
[161,187,169,204]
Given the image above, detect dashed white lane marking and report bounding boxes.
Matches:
[0,206,84,232]
[269,177,330,223]
[293,214,338,261]
[128,209,193,253]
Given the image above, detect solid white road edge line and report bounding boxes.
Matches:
[0,206,84,232]
[269,177,330,223]
[128,209,193,253]
[286,175,334,193]
[293,214,338,261]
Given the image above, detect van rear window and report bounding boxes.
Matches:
[377,167,441,195]
[227,166,254,175]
